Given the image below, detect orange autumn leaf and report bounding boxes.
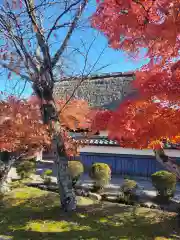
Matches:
[148,141,163,150]
[56,99,91,130]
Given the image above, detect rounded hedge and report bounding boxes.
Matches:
[121,179,137,194]
[41,169,52,185]
[16,160,36,179]
[89,163,111,190]
[68,161,84,178]
[43,169,52,176]
[119,179,138,204]
[151,170,176,200]
[68,161,84,187]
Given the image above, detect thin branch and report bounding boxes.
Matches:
[47,0,82,40]
[18,80,28,98]
[52,22,72,30]
[0,61,30,81]
[0,11,38,73]
[51,0,88,68]
[24,0,52,74]
[59,45,109,113]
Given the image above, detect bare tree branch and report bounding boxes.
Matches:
[18,80,28,98]
[154,149,180,179]
[0,61,30,81]
[24,0,52,75]
[47,0,82,40]
[51,0,88,68]
[59,42,109,112]
[50,22,72,30]
[0,11,38,73]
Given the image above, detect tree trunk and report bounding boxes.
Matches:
[33,68,76,211]
[154,149,180,179]
[42,100,76,211]
[52,126,77,211]
[0,154,15,194]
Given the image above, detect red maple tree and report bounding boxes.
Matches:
[0,96,50,153]
[91,0,180,177]
[0,96,91,157]
[90,109,113,132]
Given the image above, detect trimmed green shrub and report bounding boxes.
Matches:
[16,161,36,179]
[119,179,138,205]
[151,170,176,202]
[21,156,37,162]
[121,179,137,194]
[41,169,52,185]
[68,161,84,187]
[89,163,111,192]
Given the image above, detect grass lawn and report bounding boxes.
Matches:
[0,186,180,240]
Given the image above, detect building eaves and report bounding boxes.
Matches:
[57,72,135,82]
[73,135,180,149]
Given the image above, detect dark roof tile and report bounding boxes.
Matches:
[72,135,180,149]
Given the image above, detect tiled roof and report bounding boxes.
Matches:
[73,135,180,149]
[72,135,118,146]
[57,72,134,82]
[82,138,118,146]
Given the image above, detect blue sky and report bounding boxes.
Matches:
[0,0,148,98]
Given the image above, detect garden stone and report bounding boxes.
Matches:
[75,189,89,197]
[38,185,48,190]
[30,174,43,183]
[172,195,180,204]
[12,177,21,181]
[118,191,124,197]
[150,204,158,209]
[0,181,11,193]
[140,203,147,208]
[105,195,117,202]
[81,190,90,197]
[75,184,91,191]
[26,182,40,187]
[89,192,102,201]
[47,185,58,192]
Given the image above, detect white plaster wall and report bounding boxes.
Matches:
[79,145,180,158]
[99,131,108,137]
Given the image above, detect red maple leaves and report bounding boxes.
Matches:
[0,96,50,153]
[92,0,180,65]
[90,109,113,132]
[0,96,92,156]
[91,0,180,150]
[107,99,180,149]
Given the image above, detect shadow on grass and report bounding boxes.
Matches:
[0,187,180,240]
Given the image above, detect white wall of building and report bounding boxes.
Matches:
[81,130,180,158]
[99,130,108,137]
[79,145,180,158]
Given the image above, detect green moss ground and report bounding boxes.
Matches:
[0,186,179,240]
